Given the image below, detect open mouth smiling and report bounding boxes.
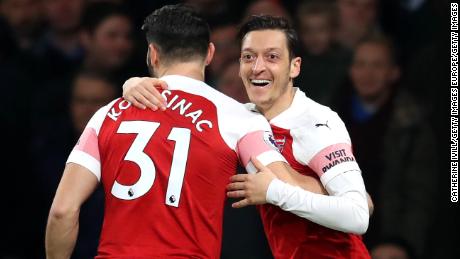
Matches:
[251,79,272,87]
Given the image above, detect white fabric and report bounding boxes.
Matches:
[66,150,102,180]
[266,170,369,234]
[245,150,287,174]
[252,88,369,234]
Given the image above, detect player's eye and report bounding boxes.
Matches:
[266,53,279,61]
[241,54,255,62]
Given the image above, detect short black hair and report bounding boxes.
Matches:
[238,15,300,59]
[81,2,130,34]
[142,4,210,64]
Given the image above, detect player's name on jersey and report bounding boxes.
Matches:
[107,91,213,133]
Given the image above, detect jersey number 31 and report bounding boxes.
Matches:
[111,121,191,207]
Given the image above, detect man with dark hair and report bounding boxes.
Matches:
[45,5,323,259]
[332,33,438,257]
[124,14,372,259]
[80,1,134,74]
[230,15,371,259]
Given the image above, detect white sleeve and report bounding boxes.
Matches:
[266,170,369,234]
[270,110,369,234]
[66,99,117,180]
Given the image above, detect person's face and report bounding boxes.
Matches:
[0,0,43,34]
[85,15,133,70]
[239,30,300,114]
[299,14,334,55]
[217,62,249,103]
[44,0,83,32]
[209,26,239,75]
[338,0,376,29]
[71,76,116,133]
[350,42,398,101]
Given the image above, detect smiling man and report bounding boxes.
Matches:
[231,15,371,259]
[123,14,372,259]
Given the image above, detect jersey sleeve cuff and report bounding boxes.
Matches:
[66,150,101,181]
[320,162,361,186]
[266,178,286,205]
[245,150,287,174]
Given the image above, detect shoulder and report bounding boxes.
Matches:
[292,95,348,135]
[288,97,353,163]
[88,98,121,133]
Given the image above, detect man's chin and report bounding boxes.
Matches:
[250,97,271,109]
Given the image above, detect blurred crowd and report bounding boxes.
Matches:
[0,0,452,259]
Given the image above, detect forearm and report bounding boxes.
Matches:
[267,170,369,234]
[267,163,326,194]
[45,208,80,259]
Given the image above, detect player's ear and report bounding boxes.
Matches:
[148,44,159,66]
[290,57,301,79]
[205,42,215,66]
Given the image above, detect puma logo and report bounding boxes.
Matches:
[315,120,329,129]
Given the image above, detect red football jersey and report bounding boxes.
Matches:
[67,75,285,259]
[249,90,371,259]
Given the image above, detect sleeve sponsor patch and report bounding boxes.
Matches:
[308,143,356,176]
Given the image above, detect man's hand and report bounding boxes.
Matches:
[122,77,168,110]
[227,157,276,208]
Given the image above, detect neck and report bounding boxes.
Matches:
[156,61,205,81]
[359,89,392,109]
[258,83,296,121]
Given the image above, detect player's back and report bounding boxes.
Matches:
[94,75,260,259]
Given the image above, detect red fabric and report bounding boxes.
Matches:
[96,93,236,259]
[259,124,371,259]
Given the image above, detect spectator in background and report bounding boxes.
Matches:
[31,1,134,125]
[183,0,230,25]
[30,0,86,126]
[32,70,117,258]
[80,1,134,80]
[33,70,118,207]
[371,237,415,259]
[379,0,442,66]
[34,0,85,79]
[216,60,249,103]
[207,22,239,85]
[0,0,44,52]
[336,0,379,50]
[70,71,119,133]
[242,0,292,23]
[294,0,350,106]
[331,33,438,258]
